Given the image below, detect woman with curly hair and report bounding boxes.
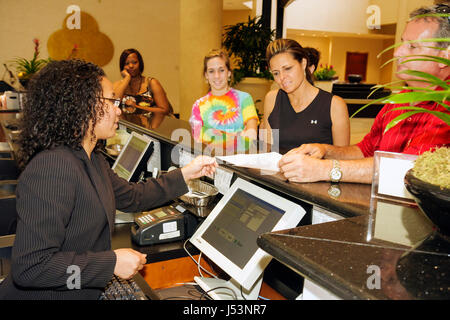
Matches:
[0,59,217,300]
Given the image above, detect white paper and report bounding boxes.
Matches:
[146,136,161,172]
[216,152,282,172]
[214,167,234,194]
[179,149,195,167]
[378,157,414,199]
[162,221,178,233]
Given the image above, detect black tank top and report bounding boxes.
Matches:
[268,89,333,152]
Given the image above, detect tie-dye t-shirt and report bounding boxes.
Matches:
[189,88,258,143]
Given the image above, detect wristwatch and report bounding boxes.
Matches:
[328,184,341,199]
[329,160,342,183]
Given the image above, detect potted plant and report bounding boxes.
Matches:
[354,33,449,236]
[223,16,275,84]
[313,64,337,92]
[404,147,449,236]
[222,16,275,115]
[11,38,50,88]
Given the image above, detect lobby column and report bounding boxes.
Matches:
[179,0,222,121]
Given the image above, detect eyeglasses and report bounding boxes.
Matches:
[101,97,121,107]
[435,3,450,21]
[436,3,450,14]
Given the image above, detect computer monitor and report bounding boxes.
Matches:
[189,177,306,300]
[111,131,154,182]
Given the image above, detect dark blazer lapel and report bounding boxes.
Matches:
[74,149,115,234]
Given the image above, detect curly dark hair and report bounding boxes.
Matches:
[17,59,106,169]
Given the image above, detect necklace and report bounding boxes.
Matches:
[128,75,143,96]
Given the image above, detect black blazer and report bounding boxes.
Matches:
[0,146,188,299]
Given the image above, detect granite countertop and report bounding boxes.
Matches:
[257,198,450,300]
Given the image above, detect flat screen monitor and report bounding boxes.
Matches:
[189,177,305,300]
[111,131,154,182]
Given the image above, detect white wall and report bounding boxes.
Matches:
[284,0,371,35]
[0,0,181,111]
[369,0,400,25]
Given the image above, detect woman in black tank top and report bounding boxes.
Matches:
[113,49,173,129]
[262,39,350,153]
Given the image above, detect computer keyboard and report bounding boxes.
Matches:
[99,275,148,300]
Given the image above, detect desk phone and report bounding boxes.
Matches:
[131,204,197,246]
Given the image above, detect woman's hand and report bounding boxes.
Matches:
[181,155,218,182]
[121,69,131,79]
[279,153,331,183]
[123,97,137,113]
[240,128,257,140]
[285,143,327,159]
[113,248,147,279]
[240,118,258,140]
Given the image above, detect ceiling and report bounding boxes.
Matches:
[223,0,252,10]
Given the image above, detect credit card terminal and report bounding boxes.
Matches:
[131,205,197,246]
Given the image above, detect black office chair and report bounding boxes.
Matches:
[0,151,20,181]
[0,182,17,236]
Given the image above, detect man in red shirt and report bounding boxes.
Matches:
[278,4,449,184]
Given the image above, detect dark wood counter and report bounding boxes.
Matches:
[116,114,372,219]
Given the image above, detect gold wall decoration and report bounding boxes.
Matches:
[47,11,114,66]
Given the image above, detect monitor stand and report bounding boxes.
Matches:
[194,275,263,300]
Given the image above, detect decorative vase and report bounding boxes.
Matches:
[314,80,333,92]
[404,169,450,236]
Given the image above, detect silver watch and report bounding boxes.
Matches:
[330,160,342,183]
[328,184,341,199]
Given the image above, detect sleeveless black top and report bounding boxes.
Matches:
[268,89,333,152]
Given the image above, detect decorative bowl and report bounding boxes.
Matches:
[404,169,450,236]
[348,74,362,83]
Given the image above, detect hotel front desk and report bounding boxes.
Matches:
[0,112,448,300]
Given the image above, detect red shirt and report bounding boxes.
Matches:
[357,97,450,157]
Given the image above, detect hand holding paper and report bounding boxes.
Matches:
[216,152,282,172]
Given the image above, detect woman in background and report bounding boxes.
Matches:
[113,48,173,128]
[261,39,349,153]
[189,49,259,148]
[0,59,217,300]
